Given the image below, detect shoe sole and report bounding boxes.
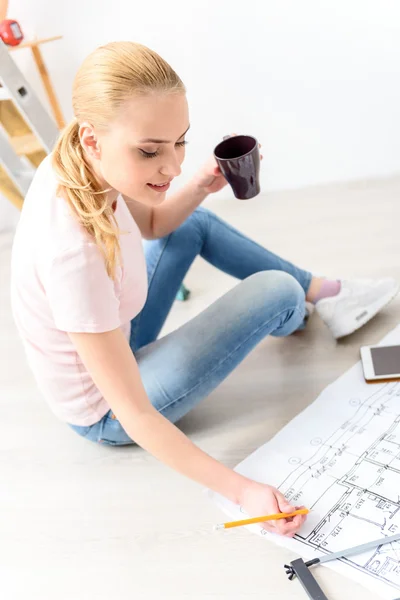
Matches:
[329,283,400,339]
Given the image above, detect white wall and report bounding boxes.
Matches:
[2,0,400,228]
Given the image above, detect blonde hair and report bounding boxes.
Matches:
[52,41,185,278]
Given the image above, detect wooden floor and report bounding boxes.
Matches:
[1,176,399,599]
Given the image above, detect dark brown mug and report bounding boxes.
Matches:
[214,135,260,200]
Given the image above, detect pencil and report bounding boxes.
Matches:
[214,508,309,530]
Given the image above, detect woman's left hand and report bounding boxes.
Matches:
[194,136,263,195]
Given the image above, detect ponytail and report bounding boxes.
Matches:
[52,119,121,279]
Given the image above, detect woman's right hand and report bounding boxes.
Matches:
[239,480,307,537]
[69,329,306,537]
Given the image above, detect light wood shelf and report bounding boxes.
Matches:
[8,35,63,52]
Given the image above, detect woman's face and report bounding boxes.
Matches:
[84,92,190,206]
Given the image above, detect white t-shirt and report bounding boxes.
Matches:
[11,156,148,426]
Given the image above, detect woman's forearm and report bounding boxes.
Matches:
[69,329,247,503]
[151,179,208,238]
[126,408,250,504]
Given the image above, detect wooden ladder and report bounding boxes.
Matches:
[0,38,60,209]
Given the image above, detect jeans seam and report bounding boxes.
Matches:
[158,304,304,414]
[130,235,171,345]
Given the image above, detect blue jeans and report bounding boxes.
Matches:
[69,207,312,445]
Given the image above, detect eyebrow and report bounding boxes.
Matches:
[138,124,190,144]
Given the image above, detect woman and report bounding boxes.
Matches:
[11,41,398,537]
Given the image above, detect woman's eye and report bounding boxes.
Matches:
[139,149,159,159]
[139,140,188,159]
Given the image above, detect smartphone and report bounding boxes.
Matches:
[360,344,400,383]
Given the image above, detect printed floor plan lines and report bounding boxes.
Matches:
[211,326,400,598]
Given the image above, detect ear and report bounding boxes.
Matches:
[79,122,101,159]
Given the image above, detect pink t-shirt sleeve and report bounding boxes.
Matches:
[45,243,121,333]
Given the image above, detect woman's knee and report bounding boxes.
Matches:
[246,270,305,307]
[243,271,305,336]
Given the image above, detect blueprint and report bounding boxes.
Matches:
[211,326,400,599]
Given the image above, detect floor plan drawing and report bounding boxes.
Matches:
[211,326,400,599]
[276,382,400,590]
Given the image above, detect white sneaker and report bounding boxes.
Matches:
[315,278,399,339]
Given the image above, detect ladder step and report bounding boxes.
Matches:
[10,133,43,156]
[0,42,59,152]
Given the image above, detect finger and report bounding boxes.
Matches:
[261,514,300,537]
[270,511,295,536]
[294,506,308,526]
[276,518,299,536]
[286,515,303,532]
[260,154,263,160]
[282,512,307,537]
[272,492,297,535]
[276,491,295,514]
[274,517,291,535]
[262,491,288,535]
[298,514,308,528]
[266,517,298,537]
[273,503,308,536]
[293,514,305,529]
